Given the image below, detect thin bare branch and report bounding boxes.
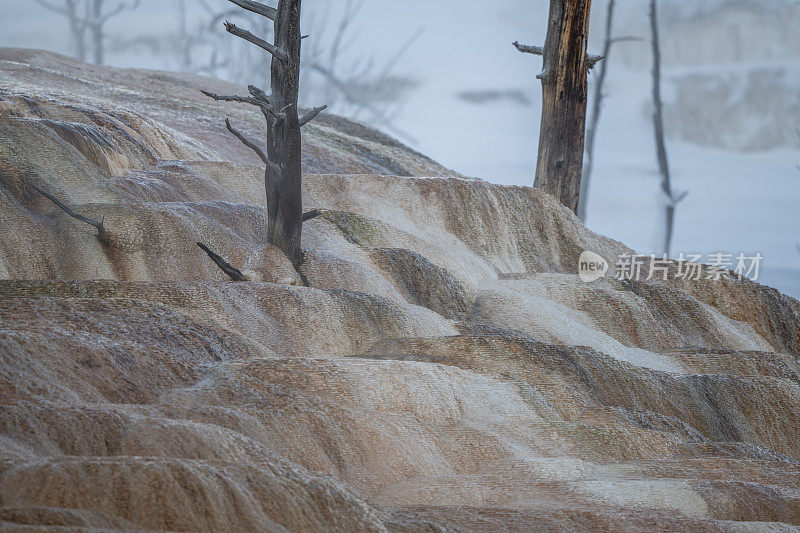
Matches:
[202,89,261,107]
[225,21,288,62]
[224,118,281,195]
[202,89,284,119]
[31,0,70,15]
[225,118,268,165]
[299,105,327,127]
[99,0,141,23]
[513,40,603,69]
[226,0,276,20]
[33,185,108,241]
[609,36,644,44]
[670,190,689,206]
[377,26,424,80]
[197,242,247,282]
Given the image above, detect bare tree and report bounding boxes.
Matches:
[301,0,422,140]
[203,0,325,267]
[649,0,686,255]
[578,0,616,223]
[32,0,88,61]
[86,0,141,64]
[33,0,140,64]
[514,0,602,214]
[111,0,237,75]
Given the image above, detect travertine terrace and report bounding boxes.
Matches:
[1,49,799,531]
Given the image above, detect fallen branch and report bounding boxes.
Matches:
[33,185,108,243]
[197,242,247,281]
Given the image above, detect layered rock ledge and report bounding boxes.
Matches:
[1,49,799,531]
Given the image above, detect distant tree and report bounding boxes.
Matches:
[301,0,422,140]
[112,0,418,138]
[32,0,88,61]
[579,1,643,223]
[649,0,687,255]
[202,0,326,268]
[514,0,602,214]
[32,0,140,64]
[579,0,616,223]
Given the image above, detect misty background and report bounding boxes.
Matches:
[1,0,799,298]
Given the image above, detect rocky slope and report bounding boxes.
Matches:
[1,49,800,532]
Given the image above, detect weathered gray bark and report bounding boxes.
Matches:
[578,0,616,223]
[205,0,325,265]
[649,0,686,255]
[515,0,597,214]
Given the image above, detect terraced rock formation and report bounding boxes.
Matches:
[1,49,799,531]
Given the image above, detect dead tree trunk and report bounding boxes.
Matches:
[578,0,616,223]
[204,0,325,266]
[649,0,686,255]
[514,0,598,214]
[88,0,104,65]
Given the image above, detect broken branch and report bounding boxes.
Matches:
[226,0,276,20]
[302,209,323,222]
[299,105,327,127]
[513,41,604,69]
[225,21,288,62]
[197,242,247,282]
[247,84,271,103]
[33,185,108,241]
[512,41,544,56]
